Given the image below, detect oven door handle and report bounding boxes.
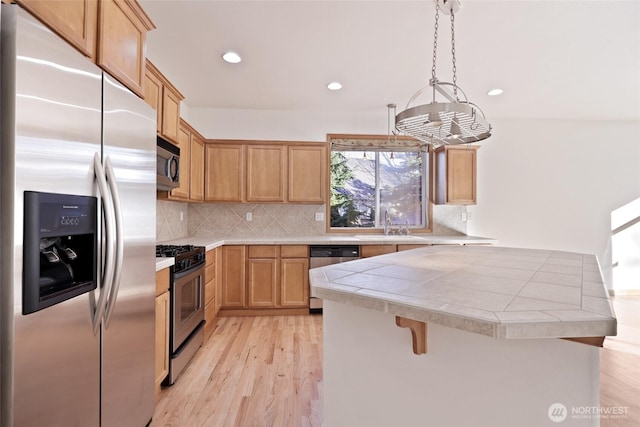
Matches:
[91,153,115,335]
[104,156,124,329]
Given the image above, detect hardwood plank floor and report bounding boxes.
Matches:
[152,315,323,427]
[153,296,639,427]
[601,296,640,427]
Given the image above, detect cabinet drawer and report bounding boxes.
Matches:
[280,245,308,258]
[248,245,279,259]
[155,268,170,296]
[205,264,215,283]
[360,245,397,258]
[205,279,215,304]
[204,300,216,339]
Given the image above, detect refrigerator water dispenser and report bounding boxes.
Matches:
[23,191,97,314]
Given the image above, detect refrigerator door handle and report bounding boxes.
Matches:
[92,153,115,335]
[103,156,124,328]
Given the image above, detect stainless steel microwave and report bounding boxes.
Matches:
[157,136,180,191]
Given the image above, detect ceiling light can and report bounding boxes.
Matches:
[487,88,503,96]
[222,51,242,64]
[327,82,342,91]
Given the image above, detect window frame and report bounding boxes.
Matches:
[326,134,434,234]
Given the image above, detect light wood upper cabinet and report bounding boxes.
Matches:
[144,60,184,145]
[16,0,98,58]
[97,0,154,98]
[435,146,478,205]
[205,140,327,204]
[161,87,181,144]
[16,0,154,97]
[169,123,190,200]
[205,144,245,202]
[246,145,287,202]
[288,145,327,203]
[190,133,205,202]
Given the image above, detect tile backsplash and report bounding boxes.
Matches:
[157,200,468,242]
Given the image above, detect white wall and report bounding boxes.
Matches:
[190,108,640,291]
[467,118,640,291]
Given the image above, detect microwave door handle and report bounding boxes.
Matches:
[103,156,124,329]
[92,153,115,335]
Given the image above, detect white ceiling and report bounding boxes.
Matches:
[140,0,640,121]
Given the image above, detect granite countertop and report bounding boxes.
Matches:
[309,245,617,340]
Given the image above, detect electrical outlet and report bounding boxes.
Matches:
[180,211,184,222]
[461,212,467,222]
[467,212,472,220]
[315,212,324,221]
[246,212,252,221]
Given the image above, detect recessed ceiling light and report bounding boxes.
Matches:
[327,82,342,91]
[222,51,242,64]
[487,88,503,96]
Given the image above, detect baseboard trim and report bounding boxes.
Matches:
[608,288,640,296]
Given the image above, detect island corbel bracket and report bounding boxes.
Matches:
[561,336,605,347]
[395,316,427,355]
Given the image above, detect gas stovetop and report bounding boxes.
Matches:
[155,245,205,273]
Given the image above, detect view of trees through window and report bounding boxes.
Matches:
[330,150,426,229]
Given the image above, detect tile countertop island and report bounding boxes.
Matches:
[309,245,617,427]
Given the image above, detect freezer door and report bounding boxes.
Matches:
[4,6,102,426]
[101,74,156,427]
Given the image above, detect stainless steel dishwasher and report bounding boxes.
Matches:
[309,245,360,313]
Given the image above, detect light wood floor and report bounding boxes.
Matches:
[601,296,640,427]
[153,296,639,427]
[152,315,323,427]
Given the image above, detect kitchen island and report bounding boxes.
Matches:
[310,245,617,427]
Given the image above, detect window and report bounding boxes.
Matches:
[329,135,430,231]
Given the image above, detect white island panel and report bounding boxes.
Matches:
[323,300,600,427]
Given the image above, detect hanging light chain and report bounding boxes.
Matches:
[450,10,458,98]
[431,3,440,81]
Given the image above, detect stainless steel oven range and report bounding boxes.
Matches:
[156,244,205,385]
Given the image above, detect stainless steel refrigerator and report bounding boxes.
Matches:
[0,5,156,426]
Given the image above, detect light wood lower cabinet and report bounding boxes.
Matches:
[155,268,170,396]
[220,245,247,308]
[204,249,218,340]
[280,257,309,307]
[361,245,397,258]
[219,245,309,314]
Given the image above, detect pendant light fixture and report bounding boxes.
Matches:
[395,0,491,146]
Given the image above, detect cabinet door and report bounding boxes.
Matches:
[288,145,327,203]
[435,146,478,205]
[16,0,98,58]
[154,291,169,388]
[161,87,181,144]
[190,134,205,202]
[205,144,245,202]
[97,0,153,98]
[280,258,309,307]
[204,300,216,340]
[246,145,286,202]
[170,124,190,199]
[247,259,278,307]
[143,63,162,134]
[221,246,246,308]
[214,248,223,313]
[360,245,397,258]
